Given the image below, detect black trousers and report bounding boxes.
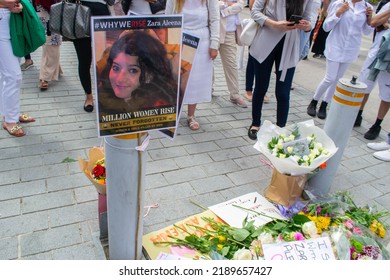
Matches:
[73,2,110,95]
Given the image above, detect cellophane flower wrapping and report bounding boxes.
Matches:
[78,147,106,194]
[254,120,338,176]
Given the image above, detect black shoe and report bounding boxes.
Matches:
[364,125,381,140]
[84,103,94,113]
[302,55,308,60]
[354,115,362,127]
[307,99,318,117]
[248,126,259,140]
[317,101,328,119]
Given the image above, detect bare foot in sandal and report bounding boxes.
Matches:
[3,123,25,137]
[187,116,200,130]
[38,80,49,90]
[19,113,35,123]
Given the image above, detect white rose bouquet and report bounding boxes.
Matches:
[254,120,338,176]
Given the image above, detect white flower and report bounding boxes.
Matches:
[232,248,253,260]
[306,136,313,142]
[291,155,300,163]
[278,154,286,159]
[302,221,318,238]
[276,143,284,150]
[314,142,323,150]
[322,148,329,155]
[258,232,274,244]
[286,146,293,154]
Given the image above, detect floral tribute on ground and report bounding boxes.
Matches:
[151,192,390,260]
[253,120,338,207]
[78,147,107,194]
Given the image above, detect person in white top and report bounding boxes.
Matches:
[306,0,373,120]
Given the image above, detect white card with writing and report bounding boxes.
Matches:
[262,237,336,260]
[208,192,286,228]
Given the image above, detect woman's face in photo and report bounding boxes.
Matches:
[109,53,141,101]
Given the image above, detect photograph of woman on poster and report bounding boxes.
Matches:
[97,30,178,120]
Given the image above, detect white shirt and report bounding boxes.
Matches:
[324,0,374,63]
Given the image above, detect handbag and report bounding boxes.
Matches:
[149,0,166,14]
[10,0,46,57]
[49,0,91,40]
[240,0,269,46]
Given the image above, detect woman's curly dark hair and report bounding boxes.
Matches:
[99,30,177,107]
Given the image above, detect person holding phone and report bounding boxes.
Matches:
[306,0,373,120]
[247,0,315,140]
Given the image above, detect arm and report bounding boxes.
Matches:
[208,0,220,58]
[323,1,346,32]
[249,0,254,10]
[219,0,245,17]
[370,7,390,27]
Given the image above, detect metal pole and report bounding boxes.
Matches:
[104,133,147,260]
[307,76,367,196]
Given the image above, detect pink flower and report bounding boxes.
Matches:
[352,227,364,236]
[343,219,354,229]
[294,232,304,241]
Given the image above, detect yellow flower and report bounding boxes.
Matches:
[317,216,331,230]
[217,244,223,251]
[217,235,226,243]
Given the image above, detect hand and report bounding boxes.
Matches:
[0,0,16,8]
[9,1,22,13]
[366,6,373,24]
[335,2,349,18]
[295,20,311,32]
[209,48,218,60]
[270,20,298,32]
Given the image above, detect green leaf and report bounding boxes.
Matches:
[272,222,288,231]
[62,157,77,163]
[228,228,251,242]
[292,214,312,225]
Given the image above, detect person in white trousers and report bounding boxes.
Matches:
[0,2,35,137]
[306,0,373,120]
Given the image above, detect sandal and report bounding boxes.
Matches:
[38,80,49,90]
[187,116,200,131]
[3,123,25,137]
[19,113,35,123]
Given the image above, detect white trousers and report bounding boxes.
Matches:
[0,8,22,123]
[313,60,349,104]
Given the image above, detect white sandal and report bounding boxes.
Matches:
[187,116,200,130]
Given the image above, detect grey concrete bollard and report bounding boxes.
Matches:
[307,76,367,196]
[104,133,148,260]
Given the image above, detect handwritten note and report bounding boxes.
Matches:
[208,192,286,228]
[263,237,336,260]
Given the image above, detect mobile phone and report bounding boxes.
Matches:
[288,15,303,26]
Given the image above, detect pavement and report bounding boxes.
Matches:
[0,9,389,260]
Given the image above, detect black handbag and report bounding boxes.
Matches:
[149,0,166,14]
[49,0,91,40]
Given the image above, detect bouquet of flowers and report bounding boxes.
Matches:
[254,120,338,176]
[78,147,107,194]
[152,192,390,260]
